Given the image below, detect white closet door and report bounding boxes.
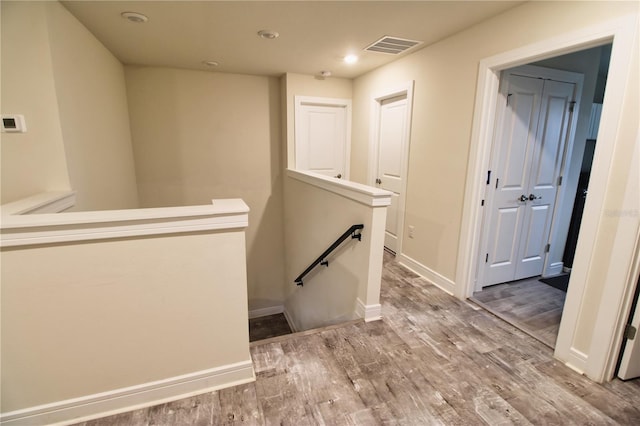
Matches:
[295,97,351,179]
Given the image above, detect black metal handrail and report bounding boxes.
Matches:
[294,224,364,286]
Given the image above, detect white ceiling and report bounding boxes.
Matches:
[61,1,523,79]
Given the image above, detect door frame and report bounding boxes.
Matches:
[368,81,414,255]
[294,96,352,180]
[455,14,639,382]
[476,65,584,291]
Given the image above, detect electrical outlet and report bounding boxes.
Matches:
[408,225,415,238]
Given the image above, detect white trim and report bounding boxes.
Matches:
[0,191,76,215]
[398,253,455,296]
[248,305,284,319]
[563,348,588,375]
[282,308,299,333]
[355,298,382,322]
[287,169,392,207]
[367,81,414,256]
[455,14,638,381]
[0,361,255,426]
[1,199,249,247]
[294,96,352,180]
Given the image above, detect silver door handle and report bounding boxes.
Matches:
[376,178,382,184]
[519,194,528,202]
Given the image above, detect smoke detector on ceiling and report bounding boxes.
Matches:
[364,36,423,55]
[121,12,148,23]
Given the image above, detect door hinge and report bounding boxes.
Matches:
[495,178,499,189]
[624,324,637,340]
[485,253,489,263]
[544,243,551,253]
[569,101,576,113]
[557,176,563,186]
[481,199,485,206]
[486,170,491,185]
[506,93,513,106]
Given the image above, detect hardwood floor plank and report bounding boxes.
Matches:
[217,383,263,425]
[74,252,640,426]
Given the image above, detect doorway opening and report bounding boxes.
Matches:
[471,44,611,349]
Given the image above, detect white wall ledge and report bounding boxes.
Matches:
[1,191,77,215]
[1,198,249,248]
[287,169,392,207]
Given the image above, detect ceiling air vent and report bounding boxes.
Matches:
[364,36,423,55]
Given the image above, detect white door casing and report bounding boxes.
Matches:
[369,82,414,254]
[478,67,580,289]
[457,15,638,382]
[295,96,351,179]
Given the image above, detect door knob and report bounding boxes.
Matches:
[335,174,342,179]
[519,194,528,202]
[528,194,541,201]
[376,178,382,184]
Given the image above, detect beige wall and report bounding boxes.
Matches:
[46,2,139,211]
[1,1,139,210]
[1,230,251,413]
[351,1,638,364]
[0,1,71,203]
[125,67,285,311]
[352,0,638,282]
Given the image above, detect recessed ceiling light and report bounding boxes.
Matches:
[344,54,358,64]
[121,12,148,23]
[202,60,219,68]
[320,71,332,78]
[257,30,279,40]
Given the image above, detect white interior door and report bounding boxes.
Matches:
[375,95,408,253]
[516,79,575,280]
[295,97,351,179]
[481,72,576,288]
[618,277,640,380]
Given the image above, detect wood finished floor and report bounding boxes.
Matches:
[249,313,292,342]
[471,277,567,348]
[75,253,640,425]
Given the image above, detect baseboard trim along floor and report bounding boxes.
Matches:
[0,361,255,426]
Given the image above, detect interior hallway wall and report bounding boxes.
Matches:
[351,0,639,358]
[126,67,285,311]
[46,1,139,211]
[1,1,71,203]
[0,1,139,210]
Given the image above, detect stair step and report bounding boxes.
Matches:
[250,318,364,347]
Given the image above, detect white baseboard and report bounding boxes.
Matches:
[398,253,456,295]
[0,361,255,426]
[282,308,298,333]
[248,305,284,319]
[355,298,382,322]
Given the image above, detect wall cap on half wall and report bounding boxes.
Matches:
[287,169,392,207]
[0,195,249,247]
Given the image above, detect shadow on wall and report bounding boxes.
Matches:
[285,257,360,331]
